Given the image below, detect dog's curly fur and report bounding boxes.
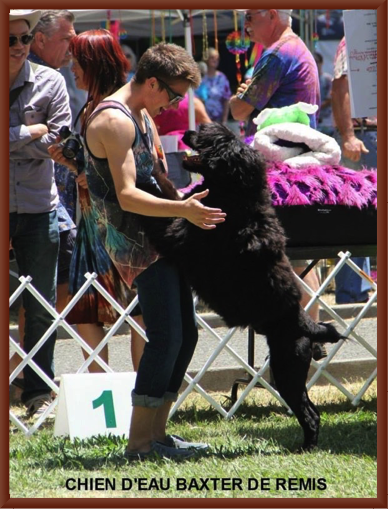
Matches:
[140,123,343,451]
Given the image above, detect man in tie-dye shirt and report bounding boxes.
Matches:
[230,9,320,136]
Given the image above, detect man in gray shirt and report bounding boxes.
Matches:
[9,10,71,419]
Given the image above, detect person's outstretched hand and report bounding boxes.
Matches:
[182,189,226,230]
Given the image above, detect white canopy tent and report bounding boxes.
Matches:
[69,10,318,130]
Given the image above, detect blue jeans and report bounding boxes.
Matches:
[334,129,376,303]
[335,257,371,304]
[132,258,198,407]
[10,211,59,403]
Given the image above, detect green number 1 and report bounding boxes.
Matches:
[92,390,117,428]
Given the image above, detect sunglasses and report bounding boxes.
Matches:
[244,10,267,22]
[156,77,184,105]
[9,34,34,47]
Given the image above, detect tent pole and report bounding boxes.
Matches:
[183,11,196,131]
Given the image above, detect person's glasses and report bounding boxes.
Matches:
[244,10,267,22]
[156,77,184,105]
[9,34,34,47]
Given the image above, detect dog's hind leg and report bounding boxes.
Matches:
[267,335,320,451]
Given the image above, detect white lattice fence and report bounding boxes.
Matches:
[9,251,377,434]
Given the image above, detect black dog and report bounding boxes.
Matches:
[140,123,343,451]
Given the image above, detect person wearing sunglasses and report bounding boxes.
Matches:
[9,32,35,47]
[9,10,72,419]
[11,11,79,388]
[154,92,211,151]
[230,9,326,357]
[155,76,185,105]
[77,42,225,460]
[230,9,319,136]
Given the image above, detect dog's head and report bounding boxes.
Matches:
[182,123,266,192]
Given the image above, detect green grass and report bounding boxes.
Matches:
[9,381,377,499]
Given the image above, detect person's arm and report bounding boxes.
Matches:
[331,75,369,162]
[10,74,72,157]
[231,52,285,122]
[89,110,226,230]
[9,123,49,152]
[194,97,211,124]
[230,81,255,121]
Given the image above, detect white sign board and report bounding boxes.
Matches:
[54,372,137,440]
[343,10,377,118]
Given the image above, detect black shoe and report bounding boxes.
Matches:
[312,343,328,361]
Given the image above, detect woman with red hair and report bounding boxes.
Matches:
[70,29,129,129]
[49,29,145,372]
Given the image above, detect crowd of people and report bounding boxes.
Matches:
[9,9,376,460]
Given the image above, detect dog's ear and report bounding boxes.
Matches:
[182,130,198,149]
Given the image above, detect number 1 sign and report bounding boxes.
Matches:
[54,372,137,440]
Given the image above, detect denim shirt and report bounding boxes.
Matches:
[10,60,71,214]
[28,52,76,230]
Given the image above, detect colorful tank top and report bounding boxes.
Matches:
[83,100,159,287]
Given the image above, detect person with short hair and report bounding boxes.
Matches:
[81,42,226,459]
[10,10,77,390]
[29,10,77,314]
[230,9,320,136]
[9,10,71,418]
[30,9,75,69]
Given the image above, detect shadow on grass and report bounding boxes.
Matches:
[37,417,376,471]
[234,418,377,458]
[10,388,376,472]
[172,395,377,458]
[18,396,375,471]
[38,442,288,471]
[171,394,377,424]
